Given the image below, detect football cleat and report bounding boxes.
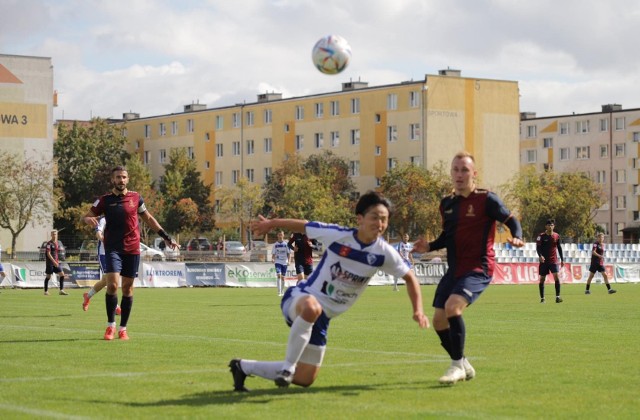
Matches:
[118,329,129,340]
[463,358,475,380]
[59,290,68,296]
[274,369,293,388]
[82,292,91,311]
[229,359,249,392]
[439,365,466,385]
[555,296,563,303]
[115,305,122,316]
[104,326,115,341]
[584,290,591,295]
[608,289,617,294]
[540,297,545,303]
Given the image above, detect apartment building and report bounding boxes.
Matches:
[520,104,640,243]
[121,69,520,211]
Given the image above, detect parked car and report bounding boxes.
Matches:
[186,238,213,251]
[38,240,66,261]
[153,237,181,261]
[140,242,165,261]
[247,240,268,251]
[224,241,246,256]
[79,240,99,261]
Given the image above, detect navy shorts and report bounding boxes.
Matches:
[294,262,313,276]
[589,263,605,274]
[433,271,491,308]
[105,251,140,279]
[539,262,559,276]
[99,254,107,273]
[281,287,330,347]
[45,264,63,275]
[275,263,288,276]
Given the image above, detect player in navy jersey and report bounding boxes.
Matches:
[228,191,429,391]
[82,166,177,340]
[536,218,564,303]
[585,232,616,295]
[43,230,67,296]
[412,151,523,385]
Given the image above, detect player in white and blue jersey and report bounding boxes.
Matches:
[393,233,415,291]
[272,231,292,296]
[229,191,430,392]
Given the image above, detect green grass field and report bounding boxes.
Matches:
[1,283,638,419]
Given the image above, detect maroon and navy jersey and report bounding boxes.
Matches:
[45,240,59,264]
[591,242,604,266]
[288,233,315,265]
[429,189,519,279]
[90,191,146,254]
[536,232,562,264]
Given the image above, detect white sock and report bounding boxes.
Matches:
[240,360,282,380]
[451,358,464,369]
[107,322,116,328]
[119,326,126,332]
[88,288,96,298]
[282,317,314,372]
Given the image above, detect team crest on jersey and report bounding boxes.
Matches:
[338,245,351,257]
[366,253,377,265]
[466,205,475,217]
[128,198,135,208]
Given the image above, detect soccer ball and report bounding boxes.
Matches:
[311,35,351,75]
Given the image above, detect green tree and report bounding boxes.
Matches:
[502,167,605,241]
[54,119,130,238]
[125,155,166,244]
[216,177,264,241]
[164,198,200,237]
[380,162,451,239]
[0,152,53,258]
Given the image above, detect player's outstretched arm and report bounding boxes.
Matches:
[402,272,430,329]
[251,215,308,237]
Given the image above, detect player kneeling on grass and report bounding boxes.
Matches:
[229,191,429,391]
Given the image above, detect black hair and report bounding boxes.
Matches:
[546,218,555,225]
[111,165,127,174]
[355,191,393,216]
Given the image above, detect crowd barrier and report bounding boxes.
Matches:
[1,260,638,289]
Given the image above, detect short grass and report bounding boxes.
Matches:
[0,283,638,419]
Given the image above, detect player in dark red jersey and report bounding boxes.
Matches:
[413,151,523,385]
[43,230,67,296]
[288,232,317,284]
[82,166,177,341]
[585,232,616,295]
[536,219,564,303]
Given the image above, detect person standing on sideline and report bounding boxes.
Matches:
[536,219,564,303]
[272,231,292,296]
[44,230,67,296]
[229,191,429,392]
[82,166,177,341]
[412,151,523,385]
[0,242,7,287]
[288,232,317,284]
[82,217,121,314]
[585,233,617,295]
[393,233,415,291]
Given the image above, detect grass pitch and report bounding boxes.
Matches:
[0,283,638,419]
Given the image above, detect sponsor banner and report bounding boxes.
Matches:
[568,264,615,283]
[7,262,75,288]
[225,263,277,287]
[68,263,101,287]
[140,262,188,287]
[184,263,225,287]
[492,263,574,285]
[614,264,640,283]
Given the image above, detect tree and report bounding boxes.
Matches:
[164,198,200,237]
[0,151,53,258]
[380,162,451,239]
[54,119,130,238]
[216,177,264,241]
[501,167,606,241]
[125,155,166,244]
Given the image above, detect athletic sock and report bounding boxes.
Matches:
[119,295,133,328]
[586,284,591,291]
[555,280,561,297]
[282,316,314,373]
[105,293,118,323]
[59,276,65,290]
[606,283,611,290]
[447,315,466,361]
[436,328,454,358]
[88,288,97,298]
[539,283,544,299]
[44,278,50,292]
[240,360,282,380]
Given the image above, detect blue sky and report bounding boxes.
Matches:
[2,0,640,120]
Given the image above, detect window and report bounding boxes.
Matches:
[387,93,398,110]
[615,222,625,236]
[615,169,626,183]
[560,147,570,160]
[615,143,625,157]
[387,158,397,170]
[526,125,537,138]
[144,124,151,138]
[159,122,166,136]
[232,141,241,156]
[143,151,150,165]
[409,91,420,107]
[314,132,323,148]
[204,132,210,142]
[543,137,553,148]
[159,149,167,164]
[315,102,324,118]
[615,117,625,130]
[330,131,340,147]
[599,118,608,132]
[246,111,254,126]
[246,139,254,155]
[349,160,360,176]
[634,132,640,142]
[245,168,254,182]
[171,121,178,135]
[187,147,194,159]
[600,223,609,235]
[232,170,240,184]
[410,123,420,140]
[232,113,240,128]
[526,149,537,163]
[135,140,140,150]
[576,120,590,133]
[634,185,640,196]
[264,109,272,124]
[634,211,640,222]
[122,128,128,137]
[284,123,290,132]
[216,115,223,130]
[205,161,210,170]
[375,113,381,123]
[595,170,606,184]
[264,137,272,153]
[187,119,194,133]
[575,146,590,160]
[216,143,223,157]
[351,98,360,114]
[559,122,569,135]
[410,156,421,166]
[634,158,640,169]
[264,167,272,180]
[215,171,223,186]
[375,146,382,156]
[387,125,397,142]
[350,129,360,145]
[295,134,304,150]
[330,100,340,116]
[600,145,608,158]
[295,105,304,121]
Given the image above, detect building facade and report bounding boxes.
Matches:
[0,54,55,254]
[520,104,640,243]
